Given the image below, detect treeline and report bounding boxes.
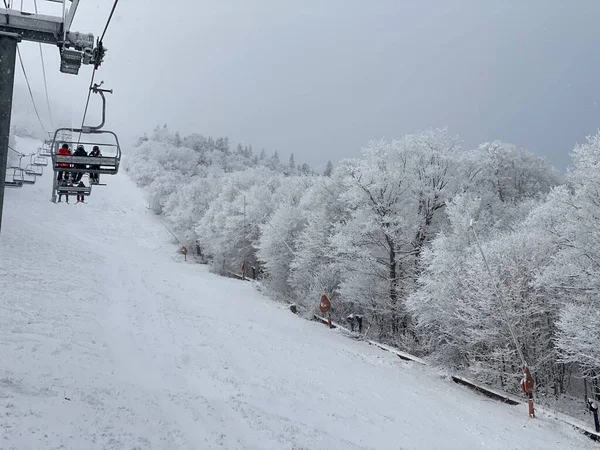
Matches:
[125,126,600,405]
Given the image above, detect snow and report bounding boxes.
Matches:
[0,137,595,449]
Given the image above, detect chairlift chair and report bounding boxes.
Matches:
[21,168,36,185]
[5,168,24,188]
[51,134,121,175]
[50,83,121,177]
[32,154,49,166]
[50,83,119,203]
[25,164,43,176]
[56,183,92,197]
[38,147,52,157]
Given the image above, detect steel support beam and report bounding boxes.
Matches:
[0,31,21,233]
[65,0,80,33]
[0,8,63,44]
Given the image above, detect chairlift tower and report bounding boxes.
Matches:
[0,0,105,233]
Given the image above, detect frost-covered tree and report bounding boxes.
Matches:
[197,167,280,273]
[215,137,230,155]
[255,177,313,297]
[408,194,564,391]
[324,160,333,177]
[534,133,600,379]
[289,171,350,311]
[332,130,460,342]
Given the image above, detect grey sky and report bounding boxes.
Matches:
[12,0,600,171]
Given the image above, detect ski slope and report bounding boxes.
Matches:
[0,137,595,449]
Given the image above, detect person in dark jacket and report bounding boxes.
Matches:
[72,145,88,183]
[88,145,102,184]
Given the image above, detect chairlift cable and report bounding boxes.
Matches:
[469,222,528,368]
[76,68,97,144]
[16,45,47,134]
[99,0,120,43]
[8,145,23,156]
[33,0,54,130]
[76,0,119,143]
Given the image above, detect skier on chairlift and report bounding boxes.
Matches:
[72,145,88,183]
[88,145,102,184]
[56,143,71,184]
[76,181,86,204]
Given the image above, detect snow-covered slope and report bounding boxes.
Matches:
[0,138,594,449]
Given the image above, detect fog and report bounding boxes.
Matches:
[10,0,600,170]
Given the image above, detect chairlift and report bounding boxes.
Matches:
[50,83,121,177]
[56,183,92,197]
[32,154,48,166]
[25,164,43,176]
[22,170,36,185]
[50,83,120,203]
[38,145,52,157]
[5,168,24,188]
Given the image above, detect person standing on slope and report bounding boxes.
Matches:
[588,398,599,432]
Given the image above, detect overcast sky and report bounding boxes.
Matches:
[11,0,600,171]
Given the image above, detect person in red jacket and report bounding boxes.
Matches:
[57,143,72,183]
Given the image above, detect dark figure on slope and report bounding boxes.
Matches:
[346,314,363,333]
[588,398,600,432]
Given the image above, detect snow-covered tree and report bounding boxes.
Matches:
[408,194,564,391]
[332,130,460,342]
[534,133,600,379]
[289,170,350,312]
[196,167,280,273]
[255,177,314,297]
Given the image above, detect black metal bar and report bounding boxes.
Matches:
[0,31,20,234]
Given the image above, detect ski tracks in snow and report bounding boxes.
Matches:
[1,144,597,449]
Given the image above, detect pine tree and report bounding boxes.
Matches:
[324,160,333,177]
[289,153,296,170]
[216,137,230,155]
